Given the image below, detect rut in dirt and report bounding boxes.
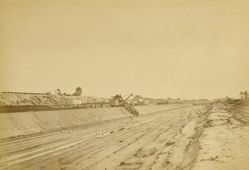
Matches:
[96,105,213,170]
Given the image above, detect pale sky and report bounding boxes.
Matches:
[1,0,249,99]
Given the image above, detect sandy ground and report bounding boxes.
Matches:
[0,102,248,170]
[193,102,249,170]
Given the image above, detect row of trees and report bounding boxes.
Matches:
[54,87,82,96]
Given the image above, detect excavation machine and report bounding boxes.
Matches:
[110,94,139,116]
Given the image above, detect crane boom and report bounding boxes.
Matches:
[111,94,139,116]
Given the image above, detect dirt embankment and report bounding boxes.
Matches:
[0,104,208,170]
[0,93,108,106]
[192,101,249,170]
[0,93,110,113]
[1,101,247,170]
[0,104,186,139]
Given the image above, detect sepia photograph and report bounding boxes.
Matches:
[0,0,249,169]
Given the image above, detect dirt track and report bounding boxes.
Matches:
[0,103,248,170]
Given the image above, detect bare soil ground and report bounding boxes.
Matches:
[193,101,249,170]
[0,102,248,170]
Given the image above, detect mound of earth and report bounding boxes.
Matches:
[0,93,107,106]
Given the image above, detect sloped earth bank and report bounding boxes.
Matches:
[192,102,249,170]
[1,103,247,170]
[0,104,183,139]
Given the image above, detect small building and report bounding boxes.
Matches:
[109,95,122,106]
[72,97,82,105]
